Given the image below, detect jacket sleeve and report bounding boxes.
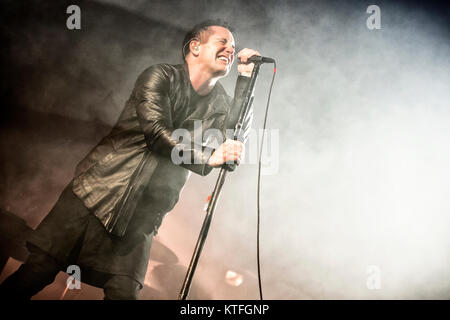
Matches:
[226,75,254,143]
[221,75,253,172]
[134,65,215,176]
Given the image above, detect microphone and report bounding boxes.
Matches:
[248,55,275,64]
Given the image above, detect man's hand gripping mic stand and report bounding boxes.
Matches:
[178,62,262,300]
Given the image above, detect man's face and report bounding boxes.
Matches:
[197,26,235,77]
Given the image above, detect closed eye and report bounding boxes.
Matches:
[218,38,235,49]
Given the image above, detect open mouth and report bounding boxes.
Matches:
[217,55,229,65]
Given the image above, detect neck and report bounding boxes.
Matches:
[185,60,220,96]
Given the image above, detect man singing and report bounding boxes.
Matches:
[0,20,259,300]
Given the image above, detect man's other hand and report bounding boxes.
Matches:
[208,139,244,167]
[237,48,261,77]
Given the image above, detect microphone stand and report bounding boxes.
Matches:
[178,62,262,300]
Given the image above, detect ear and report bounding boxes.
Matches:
[190,39,200,56]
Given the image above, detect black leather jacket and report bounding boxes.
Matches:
[72,63,252,237]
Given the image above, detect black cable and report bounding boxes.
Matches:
[256,62,277,300]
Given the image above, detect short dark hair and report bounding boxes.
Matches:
[182,19,234,60]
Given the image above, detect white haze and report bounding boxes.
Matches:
[166,1,450,299]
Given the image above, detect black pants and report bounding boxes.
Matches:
[0,248,141,300]
[0,181,145,300]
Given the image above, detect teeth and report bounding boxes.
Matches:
[218,57,228,63]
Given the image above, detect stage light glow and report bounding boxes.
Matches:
[225,270,244,287]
